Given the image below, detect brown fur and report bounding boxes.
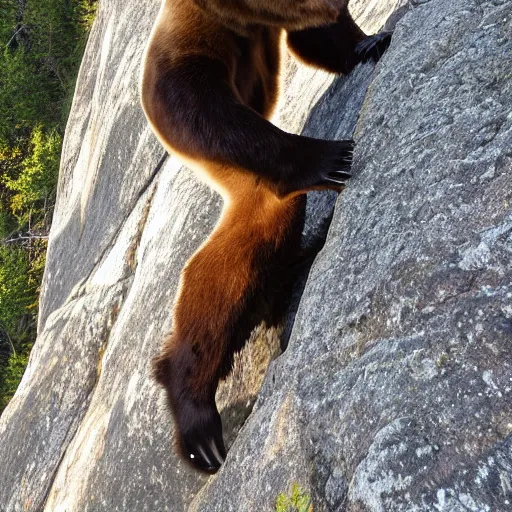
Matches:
[141,0,391,473]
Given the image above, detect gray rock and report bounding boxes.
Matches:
[1,0,511,511]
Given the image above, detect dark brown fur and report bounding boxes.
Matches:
[141,0,391,473]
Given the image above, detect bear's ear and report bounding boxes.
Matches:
[151,353,173,387]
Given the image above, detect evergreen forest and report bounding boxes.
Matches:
[0,0,97,412]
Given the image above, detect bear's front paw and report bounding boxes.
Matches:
[355,31,393,63]
[312,138,354,190]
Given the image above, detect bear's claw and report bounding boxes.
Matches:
[355,31,393,62]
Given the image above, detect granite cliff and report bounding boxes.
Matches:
[0,0,511,510]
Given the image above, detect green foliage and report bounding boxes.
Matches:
[0,0,98,140]
[0,206,17,238]
[0,2,17,43]
[4,125,61,221]
[0,48,53,142]
[275,484,313,512]
[0,244,35,410]
[0,0,97,414]
[0,246,34,336]
[0,349,31,411]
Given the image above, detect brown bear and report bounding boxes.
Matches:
[141,0,391,473]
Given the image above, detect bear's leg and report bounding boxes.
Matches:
[142,55,354,199]
[286,6,392,74]
[153,191,305,473]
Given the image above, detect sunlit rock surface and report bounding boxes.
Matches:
[1,0,511,511]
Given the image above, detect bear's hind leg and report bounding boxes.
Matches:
[153,192,304,473]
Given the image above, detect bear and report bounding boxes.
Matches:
[141,0,391,473]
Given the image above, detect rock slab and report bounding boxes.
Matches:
[1,0,511,511]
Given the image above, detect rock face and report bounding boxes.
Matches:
[1,0,511,511]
